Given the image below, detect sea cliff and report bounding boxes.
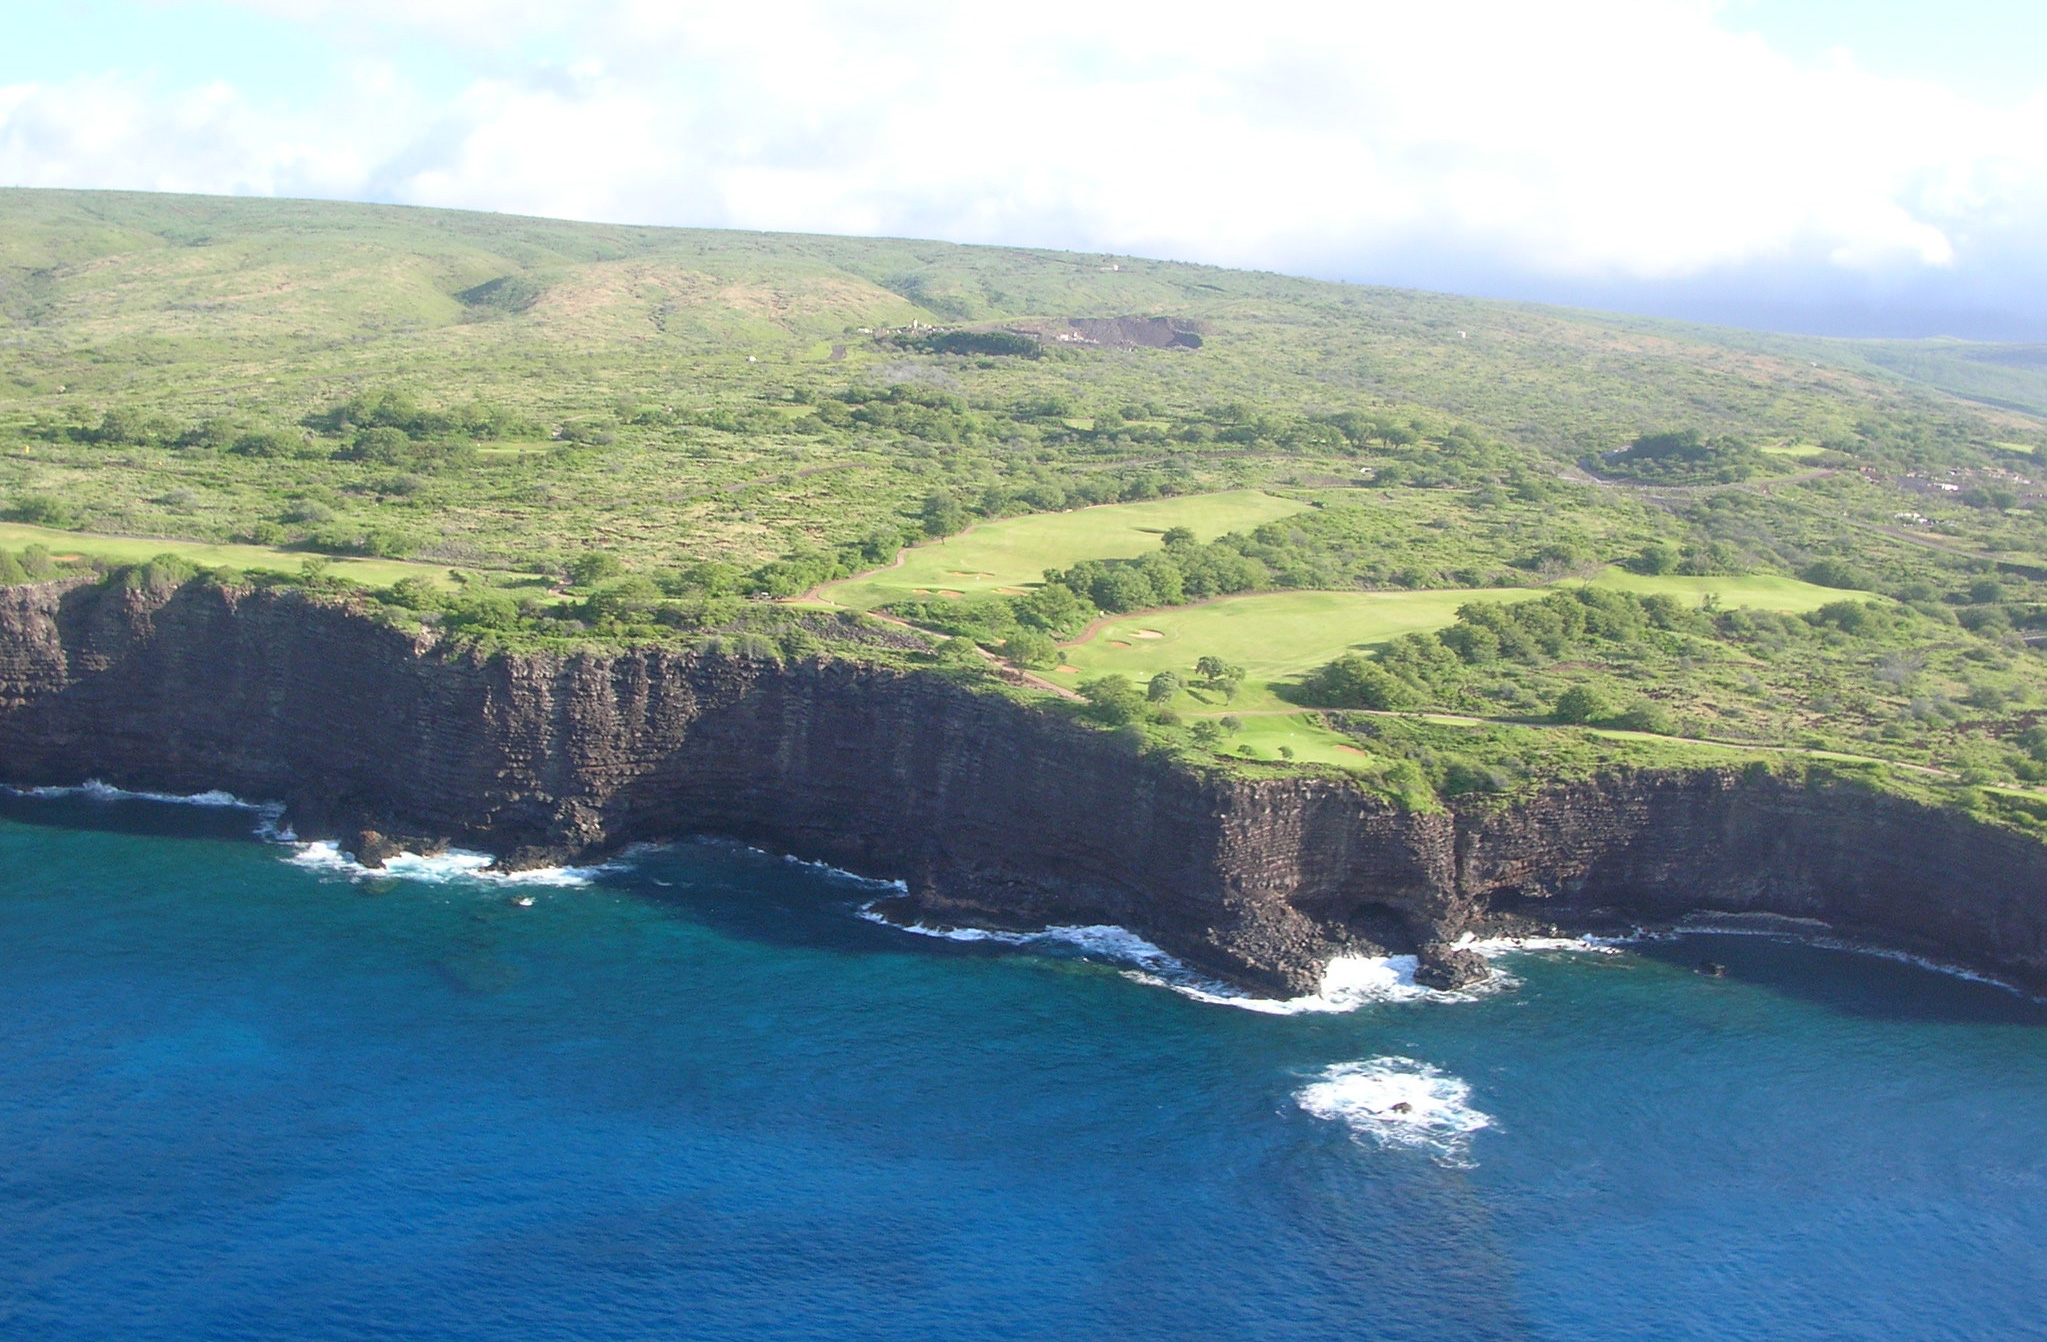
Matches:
[5,578,2046,994]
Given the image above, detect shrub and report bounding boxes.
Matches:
[1802,558,1874,591]
[9,494,75,528]
[1553,685,1610,724]
[229,429,308,459]
[1610,701,1676,734]
[385,577,442,611]
[581,576,660,624]
[125,553,199,592]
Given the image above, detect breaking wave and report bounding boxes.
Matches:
[1296,1057,1494,1166]
[5,780,292,838]
[286,841,611,888]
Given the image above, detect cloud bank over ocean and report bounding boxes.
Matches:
[4,0,2046,336]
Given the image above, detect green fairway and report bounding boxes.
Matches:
[1046,587,1545,712]
[0,523,483,589]
[1580,568,1870,613]
[815,490,1309,609]
[1047,567,1867,712]
[1199,713,1384,769]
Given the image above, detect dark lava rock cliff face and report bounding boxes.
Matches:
[4,579,2046,996]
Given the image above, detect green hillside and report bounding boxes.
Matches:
[10,187,2047,818]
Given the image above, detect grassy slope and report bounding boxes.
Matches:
[3,188,2040,576]
[0,521,482,587]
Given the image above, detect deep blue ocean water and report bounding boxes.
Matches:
[3,791,2046,1342]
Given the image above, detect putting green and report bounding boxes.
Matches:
[0,522,490,589]
[817,489,1309,609]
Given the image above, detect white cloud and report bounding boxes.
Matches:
[15,0,2047,315]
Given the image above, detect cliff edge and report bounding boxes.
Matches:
[4,579,2045,995]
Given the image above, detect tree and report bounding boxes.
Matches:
[1017,582,1090,632]
[1298,653,1418,710]
[1191,720,1224,748]
[1079,674,1146,726]
[998,632,1059,669]
[1194,655,1229,681]
[350,426,414,465]
[1553,685,1610,724]
[921,492,968,537]
[1146,671,1183,703]
[1632,541,1681,575]
[568,552,624,586]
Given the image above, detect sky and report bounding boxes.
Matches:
[3,0,2045,339]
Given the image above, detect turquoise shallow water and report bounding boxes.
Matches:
[3,791,2046,1341]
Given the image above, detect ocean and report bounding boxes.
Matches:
[2,788,2044,1341]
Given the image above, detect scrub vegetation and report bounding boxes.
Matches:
[11,187,2047,819]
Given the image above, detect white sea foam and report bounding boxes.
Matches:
[857,904,1511,1012]
[1296,1057,1494,1166]
[12,779,270,811]
[7,779,292,837]
[780,851,909,891]
[286,840,608,888]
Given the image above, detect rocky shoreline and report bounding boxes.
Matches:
[4,578,2046,996]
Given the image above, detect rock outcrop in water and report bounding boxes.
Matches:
[4,578,2046,995]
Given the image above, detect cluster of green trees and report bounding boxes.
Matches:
[305,390,534,470]
[1595,429,1764,484]
[1294,584,1984,743]
[914,330,1044,359]
[35,409,313,460]
[1295,589,1723,722]
[33,390,533,472]
[1039,503,1566,617]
